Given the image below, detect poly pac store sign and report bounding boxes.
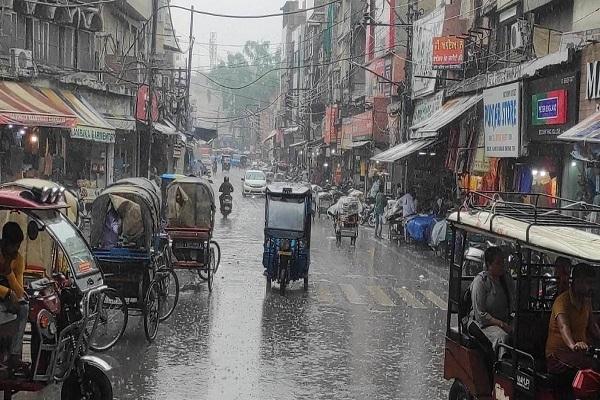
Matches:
[525,71,578,141]
[484,82,520,158]
[432,36,464,70]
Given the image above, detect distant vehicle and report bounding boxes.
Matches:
[242,170,267,196]
[274,173,285,183]
[265,171,274,184]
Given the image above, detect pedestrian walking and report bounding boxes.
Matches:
[374,190,386,238]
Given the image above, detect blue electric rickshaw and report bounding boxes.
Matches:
[263,183,312,295]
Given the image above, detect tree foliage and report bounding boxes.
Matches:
[208,40,281,118]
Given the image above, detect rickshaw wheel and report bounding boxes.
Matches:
[303,275,309,292]
[61,364,113,400]
[449,380,472,400]
[143,280,161,342]
[279,268,287,295]
[210,240,221,274]
[157,269,180,322]
[88,287,128,352]
[207,247,216,292]
[266,276,272,291]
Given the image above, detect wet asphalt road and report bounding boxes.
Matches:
[20,168,450,400]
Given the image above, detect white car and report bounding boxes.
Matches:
[242,170,267,196]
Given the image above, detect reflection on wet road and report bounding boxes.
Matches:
[20,169,450,399]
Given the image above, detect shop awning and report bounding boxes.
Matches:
[46,90,116,143]
[104,114,136,131]
[557,112,600,143]
[370,139,436,163]
[410,94,483,139]
[350,140,370,148]
[154,120,178,136]
[284,126,299,135]
[0,81,77,128]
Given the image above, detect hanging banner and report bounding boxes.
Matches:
[412,7,445,99]
[484,82,521,157]
[432,36,464,70]
[412,91,444,126]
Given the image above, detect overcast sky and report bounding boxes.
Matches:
[170,0,284,70]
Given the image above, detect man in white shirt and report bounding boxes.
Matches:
[399,189,417,218]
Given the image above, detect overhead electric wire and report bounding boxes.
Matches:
[168,1,340,19]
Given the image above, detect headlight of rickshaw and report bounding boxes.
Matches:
[38,310,57,339]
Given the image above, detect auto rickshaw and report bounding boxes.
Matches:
[445,191,600,400]
[90,178,179,343]
[263,183,312,295]
[222,155,231,172]
[165,177,221,292]
[0,184,113,399]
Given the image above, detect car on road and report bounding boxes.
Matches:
[242,170,267,196]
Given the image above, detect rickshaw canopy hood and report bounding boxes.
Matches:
[90,178,161,250]
[1,179,78,223]
[266,183,311,197]
[449,210,600,263]
[166,177,215,229]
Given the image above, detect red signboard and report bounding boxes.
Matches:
[531,89,567,125]
[343,112,373,140]
[135,85,159,122]
[323,105,339,145]
[432,36,464,70]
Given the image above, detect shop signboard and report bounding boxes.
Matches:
[412,91,444,126]
[135,85,159,122]
[579,44,600,120]
[432,37,464,70]
[412,7,445,99]
[525,71,578,141]
[483,82,520,157]
[342,112,373,144]
[323,105,338,145]
[71,127,116,143]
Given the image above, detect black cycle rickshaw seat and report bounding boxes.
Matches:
[448,326,478,349]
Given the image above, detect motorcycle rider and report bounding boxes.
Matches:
[0,222,28,375]
[219,176,234,207]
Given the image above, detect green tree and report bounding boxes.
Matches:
[208,40,281,118]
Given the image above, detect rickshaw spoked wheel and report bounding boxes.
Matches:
[88,287,128,352]
[449,380,472,400]
[279,267,287,295]
[266,275,272,291]
[303,275,309,292]
[143,280,161,342]
[61,364,113,400]
[210,240,221,274]
[157,268,179,322]
[207,247,216,292]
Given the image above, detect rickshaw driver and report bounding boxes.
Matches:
[0,222,29,374]
[546,263,600,374]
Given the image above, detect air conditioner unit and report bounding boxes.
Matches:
[510,21,527,51]
[9,48,36,77]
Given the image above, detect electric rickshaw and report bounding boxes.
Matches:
[0,184,113,399]
[263,183,312,295]
[90,178,179,343]
[164,177,221,292]
[445,191,600,400]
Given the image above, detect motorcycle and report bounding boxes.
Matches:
[220,194,233,218]
[360,202,375,227]
[212,164,218,175]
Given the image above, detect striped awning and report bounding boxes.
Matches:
[0,81,77,128]
[45,90,116,143]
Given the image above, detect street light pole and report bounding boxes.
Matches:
[186,5,195,132]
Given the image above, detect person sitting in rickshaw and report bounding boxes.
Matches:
[470,246,515,356]
[219,177,234,205]
[0,222,28,374]
[546,263,600,375]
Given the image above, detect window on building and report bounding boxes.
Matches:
[34,21,49,63]
[25,17,34,51]
[0,11,18,53]
[59,26,74,68]
[48,23,59,66]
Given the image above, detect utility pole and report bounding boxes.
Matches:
[186,5,195,132]
[145,0,159,178]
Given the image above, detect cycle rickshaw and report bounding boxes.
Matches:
[329,196,360,246]
[263,183,312,295]
[90,178,179,343]
[165,177,221,292]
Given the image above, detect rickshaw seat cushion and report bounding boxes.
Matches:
[449,327,477,348]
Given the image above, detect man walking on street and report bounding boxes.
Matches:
[374,190,386,238]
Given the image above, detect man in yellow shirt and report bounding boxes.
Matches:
[546,263,600,374]
[0,222,27,374]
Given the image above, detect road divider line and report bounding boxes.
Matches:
[367,286,394,307]
[339,284,366,305]
[419,290,447,310]
[393,287,426,309]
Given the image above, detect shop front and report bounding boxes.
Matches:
[105,114,137,181]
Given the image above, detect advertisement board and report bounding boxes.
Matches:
[432,37,464,70]
[412,91,444,126]
[412,7,445,99]
[484,82,520,157]
[525,71,578,141]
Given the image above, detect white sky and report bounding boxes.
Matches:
[170,0,284,70]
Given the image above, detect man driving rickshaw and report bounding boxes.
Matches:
[0,222,28,375]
